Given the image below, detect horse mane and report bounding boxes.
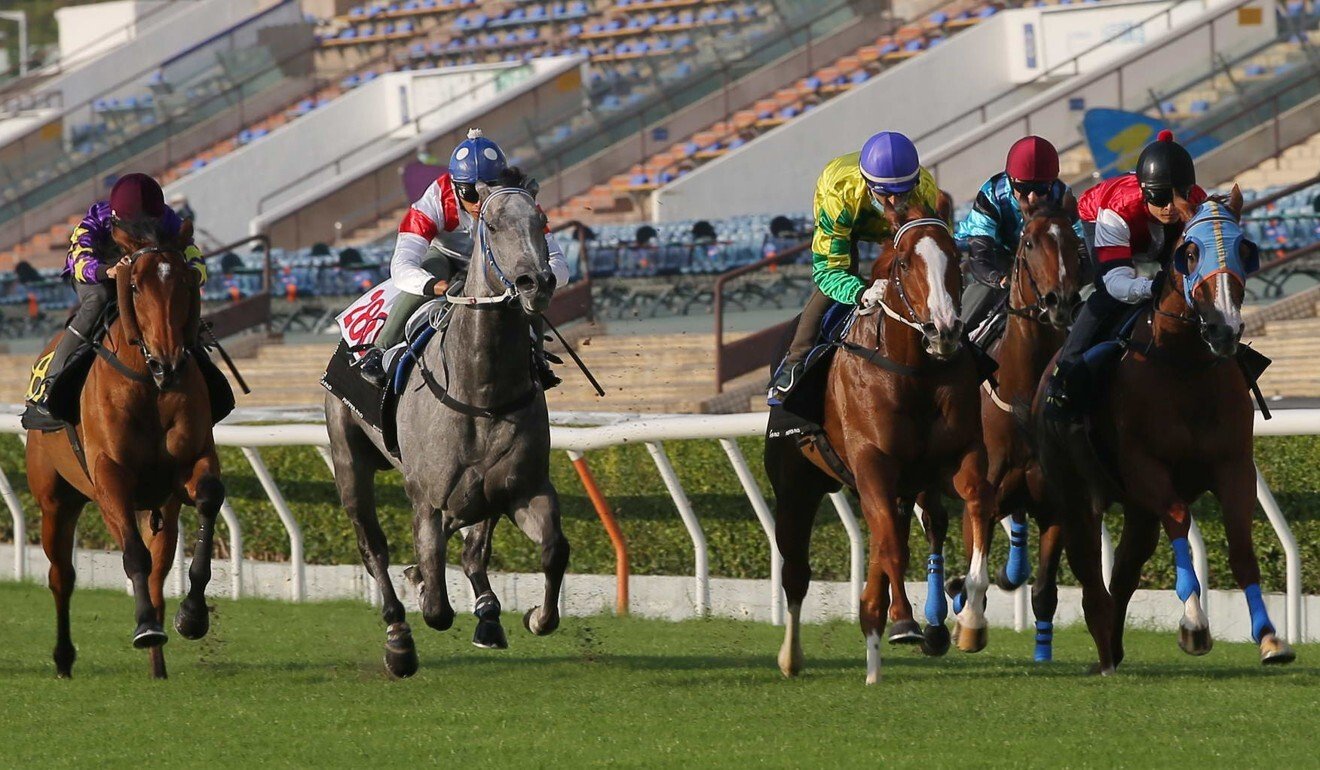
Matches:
[113,217,170,247]
[492,166,532,191]
[1027,202,1069,222]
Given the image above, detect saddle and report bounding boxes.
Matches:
[21,307,235,432]
[321,299,453,458]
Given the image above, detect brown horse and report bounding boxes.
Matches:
[25,220,225,679]
[1035,186,1295,673]
[766,199,996,684]
[975,209,1083,662]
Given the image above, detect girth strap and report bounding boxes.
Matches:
[838,340,922,377]
[416,360,537,419]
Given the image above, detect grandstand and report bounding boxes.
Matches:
[0,0,1317,414]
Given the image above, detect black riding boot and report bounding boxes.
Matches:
[1044,290,1124,422]
[532,318,561,390]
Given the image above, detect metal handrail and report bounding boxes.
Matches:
[203,234,273,294]
[1242,173,1320,215]
[712,241,810,390]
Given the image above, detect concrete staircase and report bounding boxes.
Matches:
[0,328,749,414]
[1244,287,1320,398]
[1234,130,1320,189]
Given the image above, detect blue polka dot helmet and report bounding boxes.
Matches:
[448,128,508,184]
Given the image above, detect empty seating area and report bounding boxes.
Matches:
[547,0,1008,220]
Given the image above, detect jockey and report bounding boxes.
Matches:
[358,128,570,387]
[768,130,946,403]
[955,136,1083,340]
[25,173,206,419]
[1044,130,1206,421]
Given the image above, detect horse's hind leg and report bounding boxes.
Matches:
[511,486,569,637]
[461,519,508,649]
[1215,460,1294,665]
[326,401,416,677]
[144,502,181,679]
[175,451,223,641]
[1063,505,1116,675]
[94,457,167,649]
[766,438,831,678]
[1029,506,1066,663]
[916,491,951,656]
[951,447,995,654]
[37,483,84,678]
[1107,507,1160,669]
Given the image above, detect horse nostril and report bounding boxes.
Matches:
[515,274,537,293]
[1043,292,1059,307]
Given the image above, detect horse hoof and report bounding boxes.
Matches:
[920,623,951,657]
[777,644,804,678]
[174,601,210,641]
[887,619,923,645]
[523,607,559,636]
[955,623,987,653]
[384,623,418,678]
[1260,635,1296,666]
[1087,662,1116,676]
[994,563,1024,592]
[132,623,168,649]
[422,609,455,633]
[472,620,509,650]
[1177,624,1213,656]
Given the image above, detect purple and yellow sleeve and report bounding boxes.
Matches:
[67,207,107,283]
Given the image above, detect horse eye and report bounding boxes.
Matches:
[1024,240,1033,250]
[899,260,910,271]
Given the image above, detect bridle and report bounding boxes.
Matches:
[100,245,192,386]
[444,186,538,308]
[878,217,955,336]
[1005,223,1077,324]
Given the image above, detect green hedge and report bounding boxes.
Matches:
[3,434,1318,593]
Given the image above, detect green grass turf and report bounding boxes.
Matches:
[1,583,1315,767]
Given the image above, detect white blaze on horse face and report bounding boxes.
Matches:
[1048,224,1066,281]
[158,261,172,281]
[915,236,958,333]
[1215,272,1243,333]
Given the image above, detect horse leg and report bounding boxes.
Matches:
[37,482,84,678]
[94,457,166,649]
[1064,504,1116,674]
[916,491,951,656]
[1106,508,1160,669]
[326,410,416,677]
[952,448,995,653]
[175,452,223,641]
[1215,460,1295,665]
[767,441,829,677]
[855,459,901,684]
[413,500,456,634]
[461,519,508,649]
[511,487,570,637]
[1029,507,1065,663]
[997,510,1032,592]
[144,502,181,679]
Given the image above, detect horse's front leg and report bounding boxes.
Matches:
[413,500,456,633]
[143,501,181,679]
[510,485,569,636]
[915,490,951,656]
[175,450,223,641]
[1215,459,1295,665]
[952,446,995,653]
[94,456,166,649]
[854,455,902,684]
[461,519,508,649]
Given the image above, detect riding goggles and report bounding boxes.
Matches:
[1009,178,1052,198]
[1141,185,1190,208]
[454,181,480,204]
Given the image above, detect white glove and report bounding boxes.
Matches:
[856,278,889,315]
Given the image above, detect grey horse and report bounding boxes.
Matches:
[324,183,569,677]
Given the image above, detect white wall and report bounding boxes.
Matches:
[55,1,172,70]
[925,0,1277,200]
[652,0,1264,222]
[171,58,580,242]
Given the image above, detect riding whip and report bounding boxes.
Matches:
[541,316,605,398]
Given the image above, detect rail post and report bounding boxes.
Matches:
[645,441,709,616]
[568,450,630,616]
[828,491,864,621]
[240,447,305,602]
[718,438,783,625]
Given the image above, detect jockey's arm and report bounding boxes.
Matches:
[956,180,1009,287]
[68,212,106,284]
[390,231,440,296]
[544,230,570,287]
[1092,209,1152,304]
[811,189,865,305]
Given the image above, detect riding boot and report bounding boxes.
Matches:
[532,317,561,390]
[357,347,388,387]
[26,326,90,418]
[1044,291,1119,422]
[769,289,835,404]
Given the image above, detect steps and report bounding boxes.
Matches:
[1233,131,1320,190]
[1245,299,1320,398]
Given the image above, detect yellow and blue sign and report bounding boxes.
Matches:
[1082,108,1221,178]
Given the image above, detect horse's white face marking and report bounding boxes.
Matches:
[915,236,958,332]
[157,262,172,281]
[864,630,881,685]
[1048,224,1066,281]
[1214,271,1242,332]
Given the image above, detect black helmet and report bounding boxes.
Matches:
[1136,130,1195,192]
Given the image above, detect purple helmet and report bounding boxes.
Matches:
[859,131,921,194]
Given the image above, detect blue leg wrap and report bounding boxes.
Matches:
[925,553,947,625]
[1243,583,1273,643]
[1033,620,1053,662]
[1171,537,1200,602]
[1005,518,1031,587]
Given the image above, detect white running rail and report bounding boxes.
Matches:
[0,408,1312,641]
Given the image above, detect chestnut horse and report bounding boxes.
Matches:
[766,200,996,684]
[1035,187,1295,673]
[26,220,225,679]
[974,209,1083,663]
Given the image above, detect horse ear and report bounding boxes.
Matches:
[936,189,954,224]
[524,176,540,199]
[880,195,904,235]
[175,219,194,249]
[1061,190,1078,218]
[1228,184,1244,218]
[1173,196,1196,223]
[110,223,136,255]
[475,180,492,202]
[1174,240,1196,277]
